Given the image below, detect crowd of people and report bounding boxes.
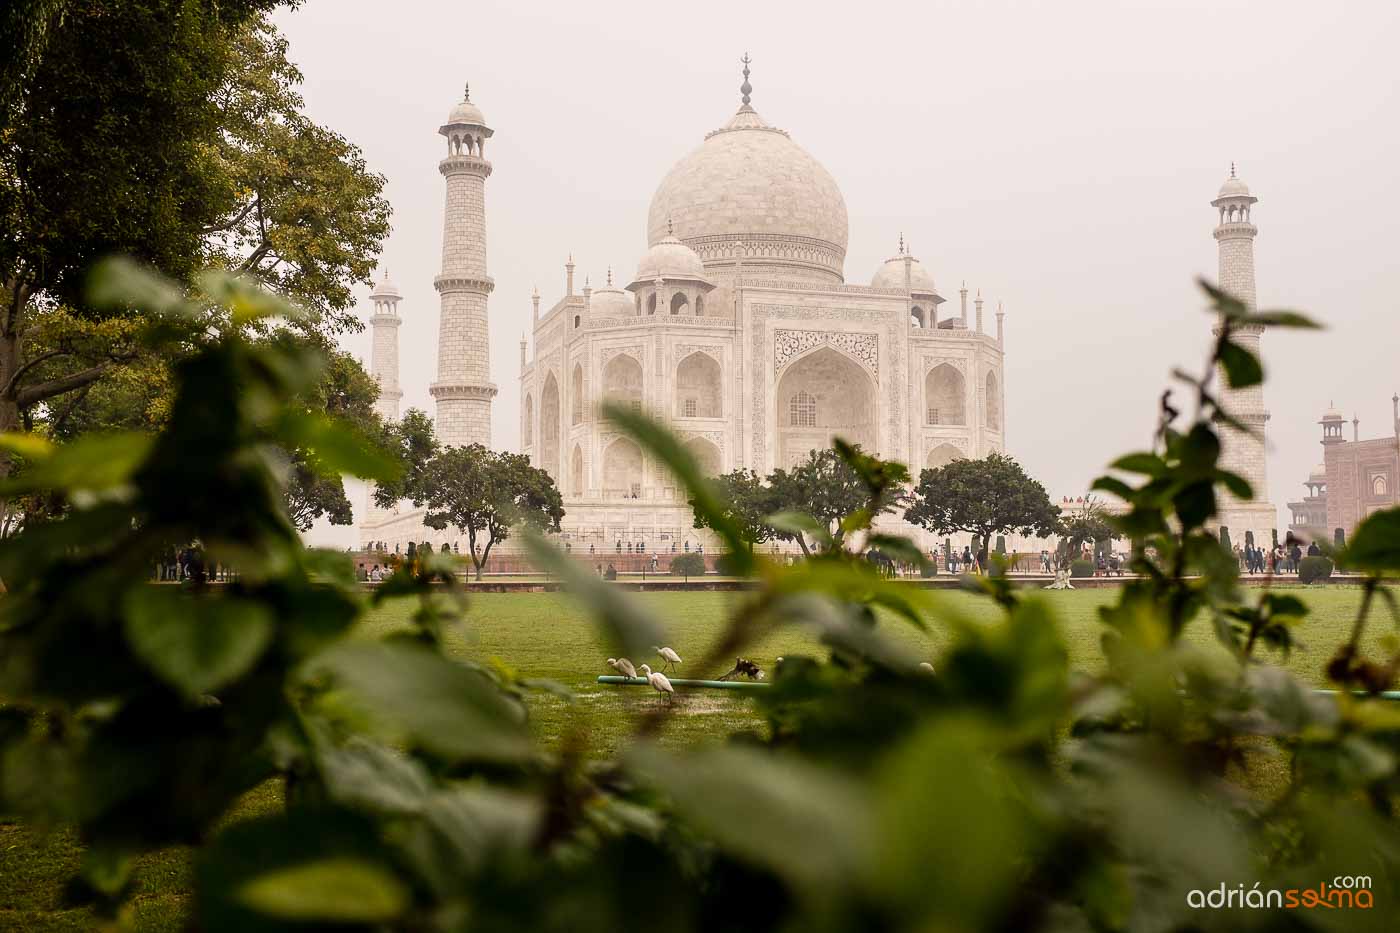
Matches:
[1233,539,1319,575]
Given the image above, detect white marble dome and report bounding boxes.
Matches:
[370,271,401,299]
[446,98,487,127]
[634,236,707,282]
[1308,464,1327,483]
[646,106,849,282]
[590,285,634,316]
[1217,173,1252,199]
[871,255,937,293]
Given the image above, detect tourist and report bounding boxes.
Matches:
[962,545,975,575]
[1307,540,1321,557]
[1040,549,1051,574]
[1289,542,1302,573]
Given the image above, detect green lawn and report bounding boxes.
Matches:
[1,585,1391,930]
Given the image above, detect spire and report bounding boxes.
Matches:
[898,232,905,255]
[667,214,674,237]
[1230,161,1236,178]
[463,82,470,101]
[606,266,613,286]
[565,254,575,296]
[739,53,753,109]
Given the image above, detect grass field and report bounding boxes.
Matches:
[2,585,1393,930]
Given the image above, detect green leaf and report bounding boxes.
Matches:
[87,256,190,318]
[601,402,754,575]
[235,857,408,922]
[519,529,668,660]
[277,411,401,483]
[0,432,153,497]
[1218,340,1263,388]
[1108,453,1165,476]
[0,432,55,460]
[1198,278,1248,319]
[123,588,274,697]
[1217,469,1253,500]
[766,510,832,546]
[629,744,875,890]
[1342,507,1400,572]
[305,642,534,764]
[1243,309,1321,329]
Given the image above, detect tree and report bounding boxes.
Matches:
[416,445,564,580]
[1059,500,1116,567]
[767,446,907,556]
[689,468,774,554]
[373,408,440,509]
[670,552,706,581]
[0,5,387,518]
[906,452,1061,554]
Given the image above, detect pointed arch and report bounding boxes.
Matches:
[927,443,963,469]
[775,346,875,468]
[540,372,560,479]
[602,437,642,499]
[985,370,1001,430]
[570,444,584,496]
[684,437,721,476]
[670,292,689,315]
[603,353,643,414]
[925,364,965,426]
[676,351,721,418]
[523,393,534,446]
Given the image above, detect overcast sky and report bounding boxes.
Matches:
[278,0,1400,548]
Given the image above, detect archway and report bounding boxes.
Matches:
[985,371,1001,430]
[603,354,643,414]
[670,292,689,315]
[926,443,963,470]
[684,437,721,476]
[676,352,721,418]
[523,394,533,446]
[775,346,875,468]
[603,437,642,499]
[925,364,965,426]
[571,364,584,425]
[570,445,584,496]
[540,373,560,479]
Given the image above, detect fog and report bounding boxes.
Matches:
[275,0,1400,548]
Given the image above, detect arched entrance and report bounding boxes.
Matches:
[676,352,721,418]
[775,346,875,468]
[985,371,1000,430]
[926,443,962,470]
[602,437,642,499]
[925,364,965,426]
[570,445,584,497]
[684,437,721,476]
[540,373,560,479]
[603,354,643,414]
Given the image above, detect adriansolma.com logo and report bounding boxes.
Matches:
[1187,876,1375,910]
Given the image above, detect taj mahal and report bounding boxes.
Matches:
[358,62,1277,556]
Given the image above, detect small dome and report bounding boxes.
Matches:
[871,254,937,293]
[1308,464,1327,483]
[446,97,487,126]
[1218,175,1250,198]
[634,236,706,282]
[590,285,634,317]
[1321,405,1344,422]
[370,271,400,300]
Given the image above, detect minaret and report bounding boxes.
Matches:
[430,82,497,448]
[959,282,968,327]
[996,301,1005,347]
[368,269,403,421]
[1211,164,1275,540]
[974,289,984,334]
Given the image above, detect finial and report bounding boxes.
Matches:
[898,232,904,255]
[464,82,470,101]
[1230,161,1236,178]
[566,254,574,266]
[606,266,613,286]
[740,53,753,107]
[667,214,674,237]
[584,275,590,287]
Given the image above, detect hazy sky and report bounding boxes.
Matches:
[279,0,1400,548]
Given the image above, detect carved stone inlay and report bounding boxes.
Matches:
[922,355,966,375]
[676,344,725,361]
[600,345,642,366]
[774,329,879,375]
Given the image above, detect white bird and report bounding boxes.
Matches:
[606,657,638,679]
[654,645,682,672]
[639,664,674,703]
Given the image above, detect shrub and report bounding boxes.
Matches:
[713,552,742,577]
[670,552,706,579]
[1298,556,1333,584]
[1070,558,1095,578]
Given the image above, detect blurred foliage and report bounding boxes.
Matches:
[0,268,1397,933]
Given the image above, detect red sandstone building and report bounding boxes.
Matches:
[1288,399,1399,542]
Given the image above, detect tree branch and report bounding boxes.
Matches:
[2,348,69,398]
[16,363,111,407]
[200,195,260,235]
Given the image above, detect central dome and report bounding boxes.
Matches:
[646,105,849,283]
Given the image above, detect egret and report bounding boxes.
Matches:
[639,664,674,703]
[607,657,638,679]
[654,645,682,672]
